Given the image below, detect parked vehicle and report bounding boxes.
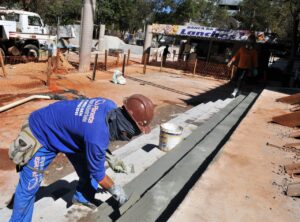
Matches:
[0,8,56,61]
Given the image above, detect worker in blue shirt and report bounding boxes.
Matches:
[9,94,154,222]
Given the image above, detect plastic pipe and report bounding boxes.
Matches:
[0,95,51,113]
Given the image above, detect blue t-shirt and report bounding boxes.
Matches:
[29,98,117,182]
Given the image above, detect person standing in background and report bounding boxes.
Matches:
[162,45,170,67]
[227,34,258,97]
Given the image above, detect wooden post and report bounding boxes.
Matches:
[193,59,198,75]
[0,52,7,77]
[92,54,98,81]
[287,182,300,197]
[116,52,120,65]
[205,40,213,69]
[47,57,52,86]
[127,49,130,65]
[122,54,126,76]
[160,55,163,72]
[173,50,176,62]
[143,53,148,74]
[104,50,107,71]
[56,48,60,71]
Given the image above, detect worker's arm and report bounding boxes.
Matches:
[99,174,114,190]
[99,175,128,206]
[227,48,241,67]
[86,142,128,205]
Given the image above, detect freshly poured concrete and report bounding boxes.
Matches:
[84,96,246,221]
[117,93,257,221]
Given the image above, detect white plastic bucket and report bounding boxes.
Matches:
[159,123,183,152]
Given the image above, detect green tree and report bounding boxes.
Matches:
[236,0,271,31]
[152,0,229,27]
[237,0,300,80]
[96,0,154,34]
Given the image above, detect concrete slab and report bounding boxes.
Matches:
[117,93,257,222]
[83,95,246,221]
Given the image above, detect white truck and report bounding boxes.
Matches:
[0,8,57,60]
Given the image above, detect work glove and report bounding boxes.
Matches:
[106,152,127,174]
[108,185,128,206]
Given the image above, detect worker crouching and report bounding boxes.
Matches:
[8,94,154,222]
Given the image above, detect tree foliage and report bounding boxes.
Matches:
[0,0,298,42]
[151,0,230,27]
[96,0,154,33]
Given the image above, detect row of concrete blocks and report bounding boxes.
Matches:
[85,92,259,222]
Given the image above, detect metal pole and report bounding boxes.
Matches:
[104,49,107,71]
[92,53,98,81]
[122,54,126,76]
[79,0,96,72]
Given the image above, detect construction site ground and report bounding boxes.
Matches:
[169,89,300,222]
[0,55,300,221]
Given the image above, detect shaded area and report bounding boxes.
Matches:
[183,77,265,105]
[141,144,157,152]
[126,76,192,96]
[7,180,78,209]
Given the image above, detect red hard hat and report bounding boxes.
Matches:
[123,94,154,134]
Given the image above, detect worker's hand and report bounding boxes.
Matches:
[227,61,232,67]
[106,152,127,174]
[108,185,128,206]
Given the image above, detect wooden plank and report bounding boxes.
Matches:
[276,93,300,104]
[284,142,300,149]
[289,130,300,138]
[287,183,300,197]
[290,105,300,112]
[284,163,300,175]
[272,111,300,127]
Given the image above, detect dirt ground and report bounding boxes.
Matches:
[169,89,300,222]
[0,56,229,209]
